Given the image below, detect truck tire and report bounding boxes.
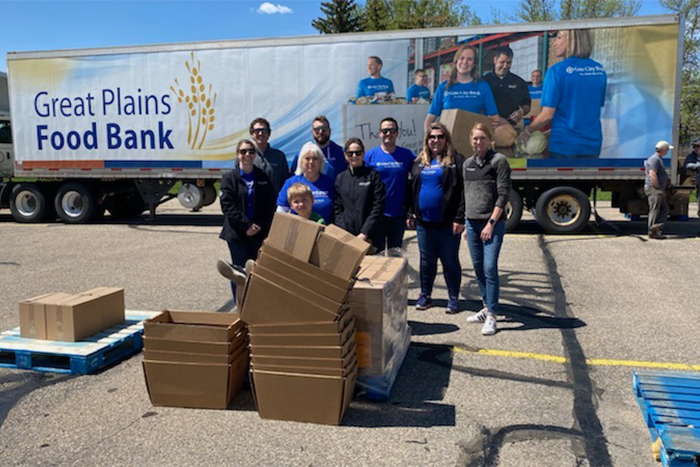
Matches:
[202,184,217,207]
[535,186,591,234]
[54,182,98,224]
[9,183,51,223]
[177,183,204,210]
[505,188,523,232]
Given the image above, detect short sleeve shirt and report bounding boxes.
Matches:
[482,72,531,120]
[357,77,395,98]
[428,80,498,117]
[645,154,668,189]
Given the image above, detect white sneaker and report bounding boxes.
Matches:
[481,315,497,336]
[466,307,488,323]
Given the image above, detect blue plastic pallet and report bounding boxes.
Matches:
[0,311,160,375]
[633,370,700,467]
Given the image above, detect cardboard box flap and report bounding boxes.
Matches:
[309,224,370,281]
[353,257,407,289]
[266,212,323,262]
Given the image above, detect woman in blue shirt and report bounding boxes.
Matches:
[517,29,607,158]
[407,123,465,314]
[424,45,500,132]
[277,142,335,224]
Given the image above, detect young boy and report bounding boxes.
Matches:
[287,183,325,224]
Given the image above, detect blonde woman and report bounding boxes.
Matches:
[406,123,465,313]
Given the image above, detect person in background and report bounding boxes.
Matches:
[516,29,607,158]
[424,45,500,132]
[365,117,416,255]
[528,69,543,99]
[334,138,386,245]
[287,183,325,224]
[278,142,335,224]
[290,116,347,180]
[406,69,431,103]
[357,56,395,99]
[249,118,289,194]
[682,138,700,217]
[482,46,531,127]
[407,123,465,314]
[645,140,673,239]
[462,124,511,336]
[218,139,276,302]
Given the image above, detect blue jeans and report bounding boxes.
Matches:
[227,237,263,299]
[373,214,407,252]
[416,223,461,299]
[465,220,505,314]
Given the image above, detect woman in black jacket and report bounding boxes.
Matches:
[407,122,465,313]
[219,139,276,300]
[334,137,386,246]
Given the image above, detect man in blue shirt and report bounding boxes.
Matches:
[290,116,347,180]
[357,56,395,99]
[406,69,431,103]
[365,117,416,254]
[528,69,543,99]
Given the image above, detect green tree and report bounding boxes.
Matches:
[312,0,362,34]
[386,0,481,29]
[362,0,391,31]
[661,0,700,144]
[558,0,641,19]
[514,0,556,23]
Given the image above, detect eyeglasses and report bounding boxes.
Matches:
[380,128,398,135]
[251,128,269,134]
[238,149,256,155]
[346,150,363,157]
[312,126,329,134]
[428,134,446,141]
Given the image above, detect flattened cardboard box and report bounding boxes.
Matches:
[439,108,493,158]
[143,331,247,355]
[252,334,356,359]
[252,358,357,377]
[144,345,248,365]
[144,311,243,342]
[248,306,353,335]
[249,317,355,347]
[251,351,356,369]
[310,224,370,281]
[143,353,247,410]
[79,287,125,328]
[19,292,65,339]
[46,294,107,342]
[266,212,323,262]
[240,273,342,325]
[251,365,357,425]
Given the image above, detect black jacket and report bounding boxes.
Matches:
[333,165,386,237]
[407,153,466,227]
[219,166,276,243]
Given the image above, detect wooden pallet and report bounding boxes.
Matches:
[0,311,160,375]
[633,370,700,467]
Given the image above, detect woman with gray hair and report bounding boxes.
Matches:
[517,29,607,158]
[276,141,335,223]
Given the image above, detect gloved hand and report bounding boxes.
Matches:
[515,127,532,149]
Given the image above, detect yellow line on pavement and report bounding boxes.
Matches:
[453,346,700,371]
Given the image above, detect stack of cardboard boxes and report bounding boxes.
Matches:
[142,311,248,410]
[241,213,369,425]
[19,287,125,341]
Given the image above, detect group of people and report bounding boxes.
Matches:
[219,116,512,336]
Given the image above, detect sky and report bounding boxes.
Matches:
[1,0,672,73]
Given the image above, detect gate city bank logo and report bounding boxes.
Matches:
[171,52,218,150]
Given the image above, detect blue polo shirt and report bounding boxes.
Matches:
[418,160,444,222]
[289,140,346,181]
[541,57,607,157]
[528,84,543,99]
[357,77,395,98]
[406,84,431,102]
[277,174,335,224]
[429,80,498,117]
[365,146,416,217]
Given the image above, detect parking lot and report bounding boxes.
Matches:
[1,200,699,466]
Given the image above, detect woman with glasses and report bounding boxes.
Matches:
[424,45,500,132]
[407,123,465,314]
[277,141,335,224]
[219,139,277,301]
[334,137,386,246]
[462,123,511,336]
[365,117,416,255]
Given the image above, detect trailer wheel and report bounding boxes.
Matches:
[177,183,204,210]
[505,188,523,232]
[202,184,217,207]
[535,186,591,234]
[55,182,98,224]
[9,184,51,223]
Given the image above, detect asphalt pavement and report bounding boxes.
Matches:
[1,200,699,466]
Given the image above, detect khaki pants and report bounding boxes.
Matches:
[645,187,668,233]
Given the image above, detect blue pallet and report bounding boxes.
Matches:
[633,370,700,467]
[0,311,159,375]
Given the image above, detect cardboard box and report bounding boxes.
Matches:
[45,294,108,341]
[252,335,356,359]
[143,344,248,365]
[251,351,356,369]
[19,292,66,339]
[143,354,247,409]
[252,359,357,377]
[265,212,323,262]
[79,287,125,328]
[143,333,246,355]
[249,318,355,347]
[439,108,493,157]
[251,366,357,425]
[309,224,370,281]
[144,311,243,342]
[248,306,352,335]
[240,273,342,325]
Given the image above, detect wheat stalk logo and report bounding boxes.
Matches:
[171,52,217,150]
